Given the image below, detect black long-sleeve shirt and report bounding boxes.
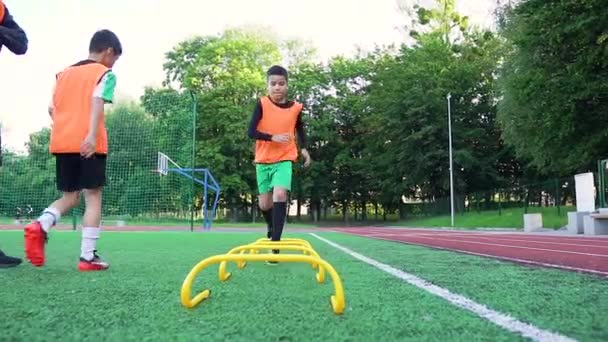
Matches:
[247,96,307,148]
[0,4,28,55]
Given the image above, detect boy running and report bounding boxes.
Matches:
[24,29,122,271]
[0,0,28,268]
[247,65,311,263]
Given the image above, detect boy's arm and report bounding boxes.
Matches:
[89,71,116,136]
[87,97,105,139]
[295,111,308,150]
[295,108,311,166]
[247,100,273,141]
[81,71,116,157]
[296,107,312,167]
[0,5,28,55]
[93,71,117,104]
[48,82,56,117]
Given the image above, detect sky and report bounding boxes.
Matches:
[0,0,497,152]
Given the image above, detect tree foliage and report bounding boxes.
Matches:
[496,0,608,175]
[2,0,602,223]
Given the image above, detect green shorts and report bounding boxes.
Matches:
[256,161,293,194]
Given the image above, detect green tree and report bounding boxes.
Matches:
[398,0,470,45]
[288,62,331,221]
[367,26,513,216]
[496,0,608,175]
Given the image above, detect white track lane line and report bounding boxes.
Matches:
[358,231,608,247]
[332,231,608,277]
[310,233,577,342]
[360,233,608,258]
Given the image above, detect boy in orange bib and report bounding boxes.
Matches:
[23,29,122,271]
[248,65,311,264]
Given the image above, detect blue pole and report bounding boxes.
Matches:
[204,171,209,229]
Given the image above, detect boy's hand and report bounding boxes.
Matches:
[301,148,312,167]
[272,133,291,144]
[80,134,96,158]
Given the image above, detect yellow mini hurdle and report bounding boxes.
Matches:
[180,237,346,315]
[235,238,319,269]
[218,243,326,282]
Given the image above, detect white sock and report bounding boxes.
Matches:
[80,227,100,260]
[37,207,61,232]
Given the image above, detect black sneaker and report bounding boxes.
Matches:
[266,249,279,265]
[0,249,22,268]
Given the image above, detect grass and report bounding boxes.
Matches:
[1,229,606,341]
[2,205,570,231]
[398,206,574,229]
[1,230,520,341]
[0,216,317,228]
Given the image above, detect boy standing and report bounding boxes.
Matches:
[24,29,121,271]
[247,65,311,263]
[0,0,28,268]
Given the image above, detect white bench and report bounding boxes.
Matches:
[523,213,543,232]
[583,211,608,235]
[101,220,126,227]
[567,211,590,234]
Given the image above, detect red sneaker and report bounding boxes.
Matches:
[24,221,47,267]
[78,251,109,271]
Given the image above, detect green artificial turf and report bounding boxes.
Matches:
[0,230,523,341]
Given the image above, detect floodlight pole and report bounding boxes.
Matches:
[447,93,455,227]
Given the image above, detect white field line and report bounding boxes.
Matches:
[310,233,577,342]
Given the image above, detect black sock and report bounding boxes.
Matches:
[262,208,273,238]
[271,202,287,242]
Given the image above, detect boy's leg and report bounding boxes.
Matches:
[24,154,81,267]
[78,187,108,271]
[36,192,79,231]
[256,164,273,238]
[78,154,109,271]
[259,193,273,238]
[270,161,292,243]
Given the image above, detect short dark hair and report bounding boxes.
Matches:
[89,29,122,55]
[267,65,288,81]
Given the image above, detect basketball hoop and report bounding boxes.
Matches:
[157,152,171,176]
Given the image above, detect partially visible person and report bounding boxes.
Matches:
[0,0,28,268]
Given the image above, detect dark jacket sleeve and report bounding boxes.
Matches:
[0,5,28,55]
[295,111,307,149]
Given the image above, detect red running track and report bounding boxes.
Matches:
[333,228,608,277]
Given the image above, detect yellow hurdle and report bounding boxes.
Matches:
[253,237,313,247]
[245,238,314,254]
[180,253,346,315]
[236,239,319,269]
[218,243,326,283]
